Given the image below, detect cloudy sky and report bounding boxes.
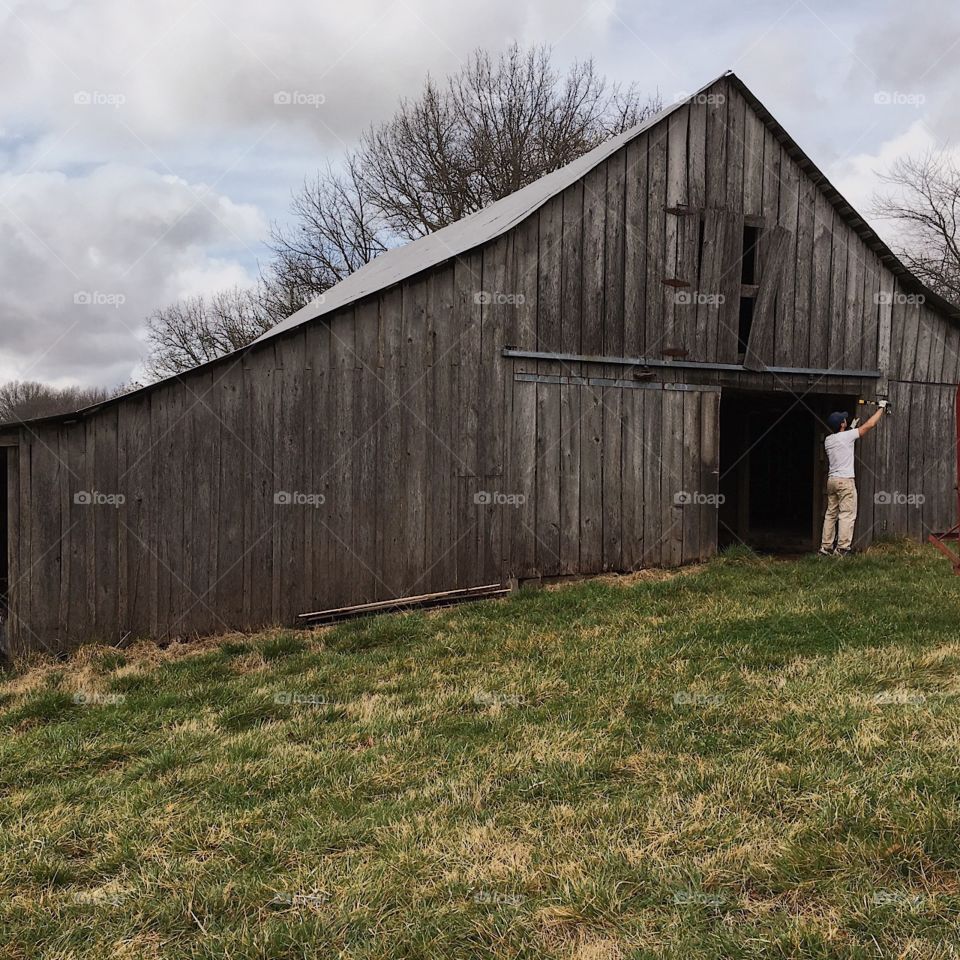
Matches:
[1,0,958,387]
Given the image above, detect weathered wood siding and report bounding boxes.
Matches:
[503,79,900,373]
[5,74,959,654]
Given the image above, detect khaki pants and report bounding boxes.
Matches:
[821,477,857,552]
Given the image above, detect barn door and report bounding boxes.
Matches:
[504,372,721,579]
[664,384,721,567]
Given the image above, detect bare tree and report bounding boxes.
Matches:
[0,380,123,424]
[149,44,660,375]
[144,286,274,378]
[268,157,388,297]
[873,151,960,304]
[361,46,657,240]
[270,43,661,286]
[255,267,316,331]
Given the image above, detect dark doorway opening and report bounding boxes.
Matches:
[718,389,857,553]
[0,448,7,617]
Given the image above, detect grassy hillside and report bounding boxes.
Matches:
[2,543,960,959]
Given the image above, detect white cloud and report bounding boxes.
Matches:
[0,163,264,386]
[828,120,947,249]
[850,0,960,143]
[831,120,934,192]
[0,0,618,152]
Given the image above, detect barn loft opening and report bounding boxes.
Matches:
[718,389,858,553]
[737,225,761,355]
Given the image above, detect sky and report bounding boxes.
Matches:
[1,0,958,388]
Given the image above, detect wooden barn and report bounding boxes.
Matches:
[3,70,959,655]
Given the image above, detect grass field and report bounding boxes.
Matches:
[2,542,960,959]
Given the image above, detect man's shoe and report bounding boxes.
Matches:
[835,549,853,559]
[817,548,833,558]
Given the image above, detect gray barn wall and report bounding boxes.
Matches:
[5,76,959,654]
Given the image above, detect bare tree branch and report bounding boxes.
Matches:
[873,151,960,305]
[143,286,274,379]
[0,380,132,424]
[146,43,660,376]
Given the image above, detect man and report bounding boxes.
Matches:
[819,401,887,557]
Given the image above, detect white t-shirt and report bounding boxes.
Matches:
[824,428,860,479]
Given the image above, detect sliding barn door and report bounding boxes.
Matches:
[504,370,720,579]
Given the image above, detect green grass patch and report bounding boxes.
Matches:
[1,543,959,958]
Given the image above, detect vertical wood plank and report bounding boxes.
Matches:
[93,410,119,641]
[604,151,626,357]
[19,435,34,649]
[876,269,895,386]
[794,175,816,367]
[454,252,482,586]
[717,212,745,362]
[682,389,701,562]
[698,210,725,362]
[424,268,455,593]
[535,380,561,577]
[810,193,834,369]
[186,373,216,634]
[352,300,381,601]
[560,183,584,355]
[602,387,623,571]
[28,433,60,648]
[645,122,668,356]
[665,106,689,351]
[688,98,707,210]
[828,225,849,369]
[216,364,245,631]
[582,164,606,356]
[898,293,920,380]
[704,79,728,209]
[376,289,404,599]
[401,280,427,594]
[742,107,764,218]
[725,89,745,214]
[642,388,663,566]
[559,381,581,575]
[509,379,538,579]
[56,429,73,646]
[538,196,563,353]
[579,383,603,572]
[913,305,935,382]
[620,388,644,570]
[699,389,720,559]
[859,253,880,373]
[663,388,684,567]
[624,135,648,359]
[775,149,800,366]
[280,330,309,621]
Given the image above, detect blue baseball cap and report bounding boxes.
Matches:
[827,411,849,432]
